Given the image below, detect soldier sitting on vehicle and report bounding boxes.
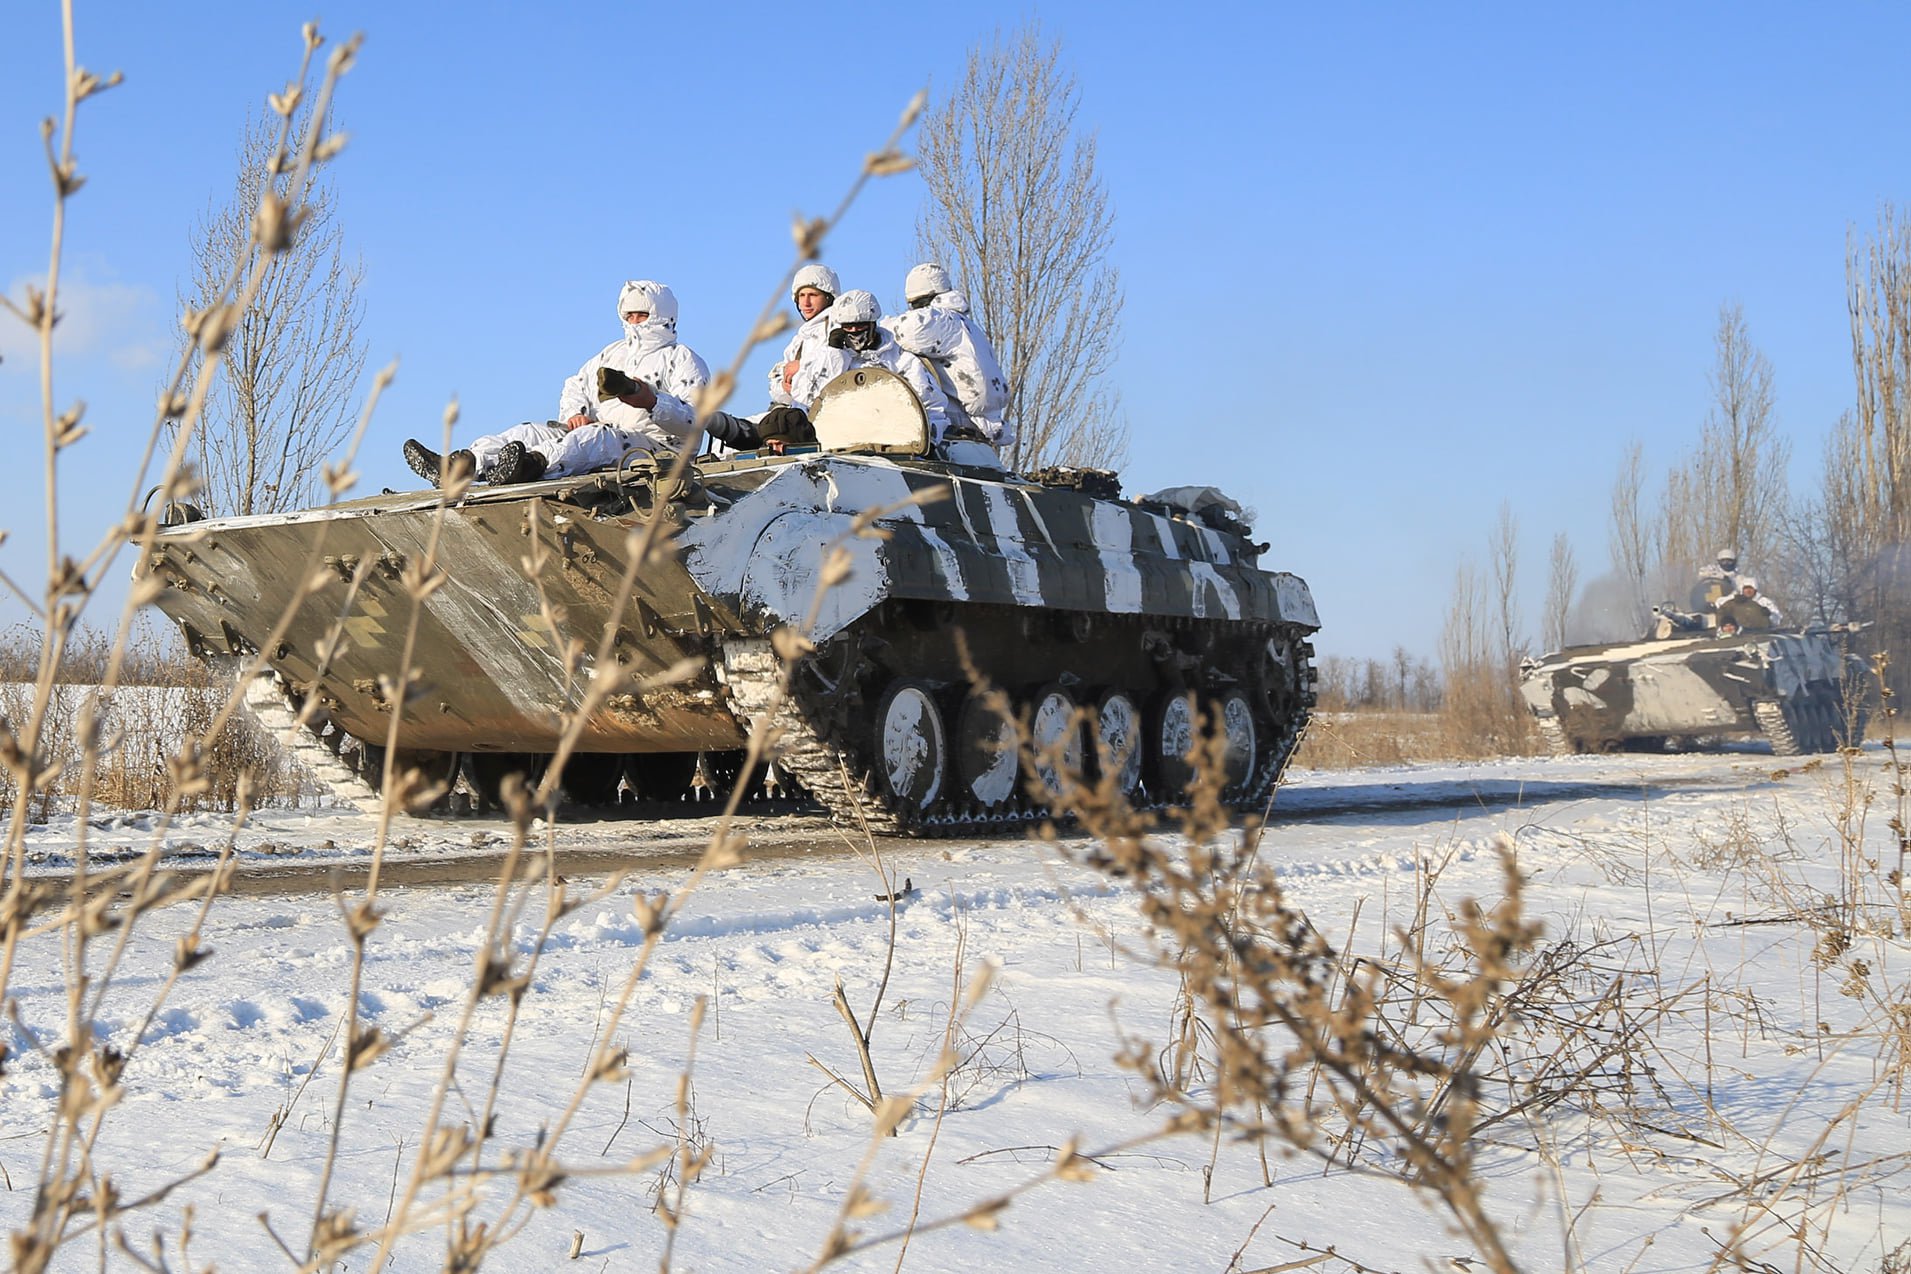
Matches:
[697,290,952,455]
[403,280,711,487]
[1690,548,1744,612]
[791,290,952,438]
[767,264,839,407]
[887,263,1011,447]
[692,264,840,459]
[1714,578,1784,632]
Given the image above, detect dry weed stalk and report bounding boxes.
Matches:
[804,797,929,1124]
[1023,707,1536,1269]
[904,659,1558,1268]
[891,894,971,1272]
[799,950,1134,1274]
[304,86,933,1274]
[0,7,935,1267]
[1539,670,1910,1270]
[0,18,385,1270]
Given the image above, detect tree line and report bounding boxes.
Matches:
[1313,650,1443,714]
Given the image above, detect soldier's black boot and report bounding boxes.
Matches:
[491,441,548,485]
[403,438,442,484]
[403,439,477,489]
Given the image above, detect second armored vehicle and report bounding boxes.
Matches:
[1519,610,1868,757]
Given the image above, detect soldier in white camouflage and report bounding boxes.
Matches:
[1691,548,1744,612]
[888,262,1012,448]
[767,264,839,407]
[790,290,952,438]
[404,280,710,486]
[1715,577,1784,634]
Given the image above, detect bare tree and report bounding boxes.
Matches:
[1851,214,1911,537]
[1825,205,1911,687]
[1312,655,1353,710]
[1440,562,1487,681]
[1489,501,1522,671]
[1658,463,1705,595]
[1440,510,1537,755]
[1609,440,1656,630]
[1544,532,1578,652]
[1489,504,1535,749]
[1816,412,1872,620]
[1776,494,1843,627]
[1703,302,1785,562]
[170,109,365,515]
[1439,560,1498,752]
[1409,658,1443,712]
[1662,303,1788,585]
[915,24,1127,472]
[1844,207,1911,552]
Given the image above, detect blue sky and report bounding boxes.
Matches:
[1,2,1904,661]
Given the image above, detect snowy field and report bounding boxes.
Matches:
[3,746,1908,1272]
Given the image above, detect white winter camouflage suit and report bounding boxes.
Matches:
[1710,576,1786,625]
[790,330,953,439]
[887,289,1011,446]
[767,312,830,407]
[473,283,710,479]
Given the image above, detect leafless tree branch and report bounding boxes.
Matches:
[168,109,366,516]
[914,24,1128,473]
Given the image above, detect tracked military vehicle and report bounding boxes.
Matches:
[138,368,1319,835]
[1518,607,1868,757]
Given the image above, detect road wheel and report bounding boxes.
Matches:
[1219,689,1258,794]
[360,745,460,813]
[463,752,547,811]
[560,753,623,806]
[1091,688,1144,799]
[874,680,949,815]
[1148,692,1199,801]
[1028,684,1083,806]
[952,693,1018,810]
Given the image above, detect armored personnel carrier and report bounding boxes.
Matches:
[138,369,1319,835]
[1518,609,1868,757]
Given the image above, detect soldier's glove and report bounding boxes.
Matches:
[756,406,815,447]
[596,366,642,401]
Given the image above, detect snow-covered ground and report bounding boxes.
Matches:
[4,746,1908,1272]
